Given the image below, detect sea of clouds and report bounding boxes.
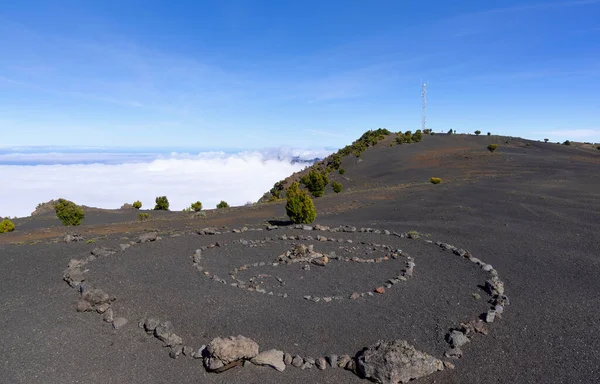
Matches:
[0,147,333,218]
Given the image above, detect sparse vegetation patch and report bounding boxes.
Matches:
[430,177,442,184]
[487,144,498,153]
[55,198,85,226]
[138,212,150,221]
[0,218,15,233]
[332,181,343,193]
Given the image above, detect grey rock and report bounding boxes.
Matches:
[75,300,93,312]
[447,330,470,348]
[170,345,183,359]
[103,308,114,323]
[182,346,194,356]
[494,304,504,314]
[137,232,158,243]
[154,321,175,341]
[205,335,259,365]
[316,357,327,370]
[144,317,160,333]
[119,243,130,251]
[95,303,110,314]
[204,357,224,371]
[284,353,293,365]
[338,355,351,368]
[291,355,303,367]
[112,317,128,330]
[482,264,494,272]
[356,340,444,384]
[64,234,84,243]
[444,347,463,359]
[91,247,117,258]
[250,349,286,372]
[327,354,338,367]
[266,225,278,230]
[485,310,497,323]
[163,333,183,347]
[350,292,361,300]
[302,225,313,231]
[82,289,110,305]
[192,345,206,359]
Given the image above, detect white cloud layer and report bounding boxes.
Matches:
[0,149,331,218]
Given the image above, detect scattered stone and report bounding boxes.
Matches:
[144,317,160,333]
[64,234,84,243]
[356,340,444,384]
[251,349,286,372]
[204,335,259,369]
[375,287,385,294]
[82,289,110,306]
[485,310,496,323]
[137,232,158,243]
[482,264,494,272]
[443,361,456,370]
[76,300,93,312]
[119,244,130,251]
[291,355,303,368]
[95,303,110,314]
[112,317,128,330]
[163,333,183,347]
[444,347,463,359]
[182,346,193,356]
[192,345,206,359]
[170,345,183,359]
[447,330,470,348]
[284,353,293,365]
[350,292,361,300]
[103,308,114,323]
[302,225,313,231]
[316,357,327,370]
[266,225,278,230]
[472,293,481,300]
[311,256,329,266]
[154,321,175,341]
[327,354,338,367]
[338,355,351,368]
[91,247,117,258]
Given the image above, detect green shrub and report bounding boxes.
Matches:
[487,144,498,153]
[430,177,442,184]
[154,196,169,210]
[544,138,549,143]
[132,200,142,209]
[183,207,192,212]
[54,198,85,226]
[332,181,343,193]
[431,131,435,135]
[285,182,316,224]
[216,201,229,209]
[447,129,453,134]
[191,201,203,212]
[300,169,329,197]
[475,130,481,135]
[138,212,150,221]
[487,132,491,136]
[0,218,15,233]
[338,168,346,175]
[563,140,571,146]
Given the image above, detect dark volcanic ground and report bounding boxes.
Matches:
[1,134,600,384]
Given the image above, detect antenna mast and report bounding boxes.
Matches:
[421,80,427,132]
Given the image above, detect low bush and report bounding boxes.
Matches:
[338,168,346,175]
[487,144,498,153]
[191,201,203,212]
[138,212,150,221]
[475,130,481,136]
[216,201,230,209]
[563,140,571,146]
[154,196,170,210]
[544,138,549,143]
[300,169,329,197]
[597,146,600,150]
[0,218,15,233]
[487,132,491,136]
[285,182,316,224]
[132,200,142,209]
[430,177,442,184]
[55,198,85,226]
[332,181,343,193]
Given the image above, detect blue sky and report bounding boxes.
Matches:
[1,0,599,148]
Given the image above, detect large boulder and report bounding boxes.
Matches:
[204,335,259,371]
[356,340,444,384]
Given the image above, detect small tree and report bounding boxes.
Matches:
[562,140,571,146]
[138,212,150,221]
[332,181,343,193]
[55,198,85,226]
[285,182,316,224]
[0,218,15,233]
[216,201,229,209]
[487,132,491,136]
[132,200,142,209]
[544,138,549,143]
[191,201,203,212]
[475,130,481,136]
[154,196,170,210]
[300,169,329,197]
[487,144,498,153]
[447,129,453,134]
